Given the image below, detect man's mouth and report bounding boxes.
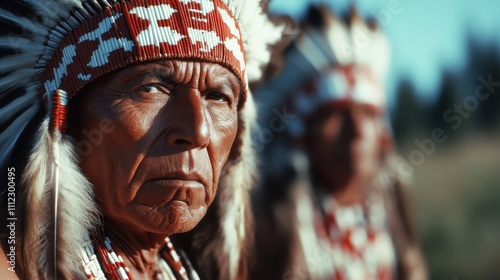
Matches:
[135,177,205,207]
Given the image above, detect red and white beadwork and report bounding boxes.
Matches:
[79,236,197,280]
[314,196,396,280]
[50,89,69,134]
[41,0,247,102]
[285,65,386,138]
[292,66,386,118]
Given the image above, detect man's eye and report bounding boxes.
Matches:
[206,92,229,102]
[138,84,164,94]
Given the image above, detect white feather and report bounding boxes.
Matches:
[21,119,99,279]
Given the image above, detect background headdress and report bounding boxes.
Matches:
[293,5,389,115]
[253,4,391,185]
[0,0,282,278]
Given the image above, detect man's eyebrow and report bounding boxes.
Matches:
[210,73,241,91]
[155,71,178,84]
[211,82,235,92]
[131,66,178,84]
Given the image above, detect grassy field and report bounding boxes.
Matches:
[401,131,500,279]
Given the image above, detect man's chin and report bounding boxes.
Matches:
[122,201,207,234]
[165,202,210,232]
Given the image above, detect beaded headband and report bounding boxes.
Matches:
[41,0,246,108]
[292,65,386,117]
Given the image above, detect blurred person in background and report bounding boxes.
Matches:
[251,5,426,280]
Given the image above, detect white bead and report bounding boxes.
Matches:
[80,247,90,263]
[117,267,129,280]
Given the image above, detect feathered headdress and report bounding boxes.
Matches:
[0,0,282,279]
[255,5,391,180]
[257,4,391,136]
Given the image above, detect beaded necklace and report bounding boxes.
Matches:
[314,192,396,280]
[79,236,193,280]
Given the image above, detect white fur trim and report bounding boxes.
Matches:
[223,0,284,82]
[221,93,257,278]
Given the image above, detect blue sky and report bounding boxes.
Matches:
[268,0,500,107]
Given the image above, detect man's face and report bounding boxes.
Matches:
[306,103,383,190]
[70,60,241,236]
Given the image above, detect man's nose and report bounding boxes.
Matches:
[164,92,210,149]
[341,109,362,141]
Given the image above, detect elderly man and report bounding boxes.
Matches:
[0,0,281,279]
[252,5,427,280]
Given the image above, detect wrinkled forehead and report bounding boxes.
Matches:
[78,59,243,96]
